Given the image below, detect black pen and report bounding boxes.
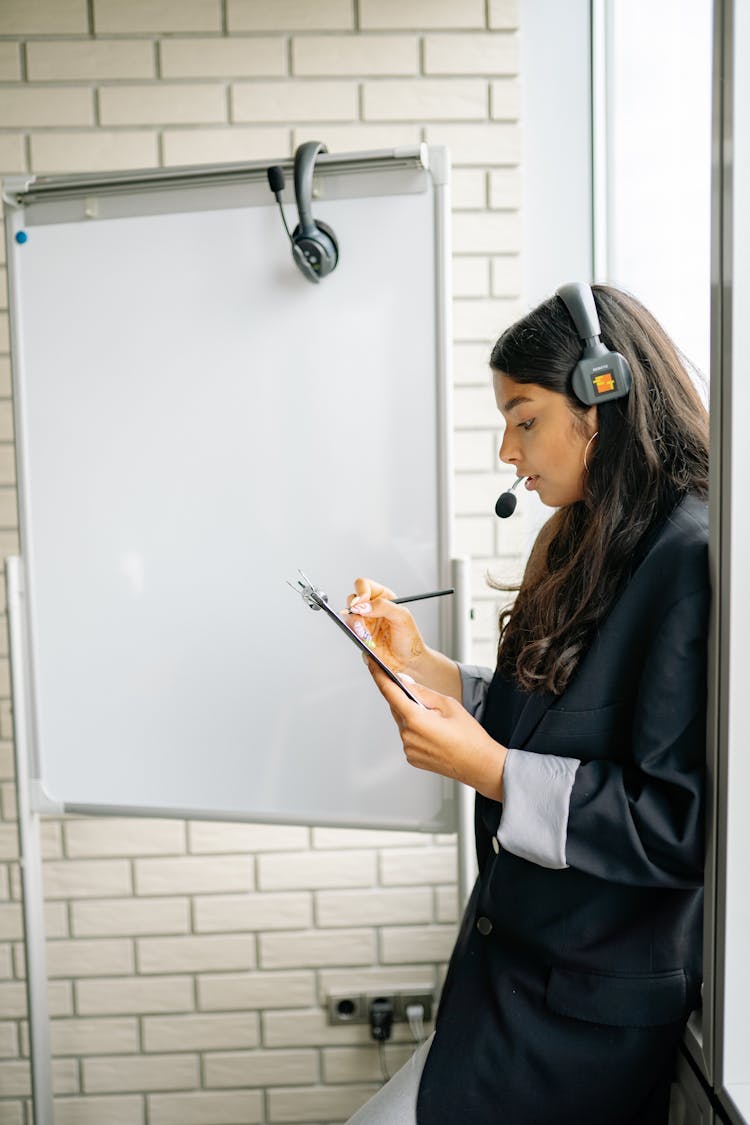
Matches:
[344,588,454,613]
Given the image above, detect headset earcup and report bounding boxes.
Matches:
[313,220,338,276]
[291,221,338,282]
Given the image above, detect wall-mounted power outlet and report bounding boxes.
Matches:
[327,988,434,1026]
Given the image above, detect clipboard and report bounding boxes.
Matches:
[289,571,425,708]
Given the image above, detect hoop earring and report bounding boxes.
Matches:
[583,430,598,472]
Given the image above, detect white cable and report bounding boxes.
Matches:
[406,1002,425,1044]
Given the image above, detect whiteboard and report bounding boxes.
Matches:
[4,147,456,831]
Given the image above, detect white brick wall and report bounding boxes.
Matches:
[0,1,523,1120]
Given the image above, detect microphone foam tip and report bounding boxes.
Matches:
[495,491,517,519]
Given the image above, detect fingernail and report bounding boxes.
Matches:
[352,619,376,650]
[349,601,371,615]
[398,673,416,685]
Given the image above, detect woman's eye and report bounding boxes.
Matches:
[517,418,535,431]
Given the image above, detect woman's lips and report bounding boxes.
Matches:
[524,475,538,491]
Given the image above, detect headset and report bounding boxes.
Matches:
[266,141,339,284]
[555,282,632,406]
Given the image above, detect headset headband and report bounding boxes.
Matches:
[555,282,632,406]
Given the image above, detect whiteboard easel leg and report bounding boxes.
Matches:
[7,557,55,1125]
[451,557,478,908]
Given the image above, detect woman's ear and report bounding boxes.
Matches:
[585,405,598,437]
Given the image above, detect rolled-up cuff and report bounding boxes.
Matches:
[497,748,580,869]
[457,664,494,720]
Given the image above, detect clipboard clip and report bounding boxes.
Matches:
[286,569,328,611]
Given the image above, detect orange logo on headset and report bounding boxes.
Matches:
[593,372,616,394]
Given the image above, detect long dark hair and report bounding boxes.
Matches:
[490,284,709,695]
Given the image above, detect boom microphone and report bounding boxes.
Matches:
[495,477,525,518]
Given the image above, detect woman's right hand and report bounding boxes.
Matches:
[344,577,427,676]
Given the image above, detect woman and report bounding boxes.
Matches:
[346,283,709,1125]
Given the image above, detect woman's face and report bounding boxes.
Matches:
[493,371,598,509]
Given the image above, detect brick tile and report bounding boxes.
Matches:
[51,1017,139,1057]
[259,928,375,970]
[453,341,494,384]
[363,78,487,121]
[491,77,521,119]
[43,859,132,899]
[455,514,495,556]
[228,1,353,32]
[149,1090,263,1125]
[94,0,221,33]
[0,1098,22,1124]
[64,818,185,858]
[292,123,419,152]
[0,0,88,35]
[452,211,521,253]
[315,887,432,927]
[99,85,226,127]
[263,1007,371,1048]
[292,35,418,76]
[31,126,155,173]
[143,1012,259,1052]
[424,32,517,74]
[451,169,487,209]
[27,40,154,81]
[268,1084,379,1123]
[135,855,253,895]
[424,122,520,164]
[489,166,521,208]
[55,1095,144,1125]
[193,891,311,932]
[232,80,357,123]
[197,970,314,1011]
[0,825,18,860]
[83,1052,199,1093]
[137,934,254,974]
[453,297,520,342]
[204,1047,316,1087]
[0,1020,17,1057]
[360,0,485,29]
[491,254,522,297]
[162,126,290,166]
[0,43,21,81]
[72,896,190,937]
[2,88,93,128]
[453,256,490,297]
[379,846,456,885]
[188,821,308,853]
[46,938,134,978]
[310,827,426,850]
[161,38,286,78]
[380,924,456,963]
[75,975,193,1016]
[258,849,375,891]
[489,0,520,30]
[323,1042,415,1082]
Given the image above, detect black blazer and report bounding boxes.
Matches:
[417,495,709,1125]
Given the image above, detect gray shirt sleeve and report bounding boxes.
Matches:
[497,748,581,869]
[457,663,494,721]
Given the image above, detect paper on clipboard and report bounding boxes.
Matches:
[288,571,426,708]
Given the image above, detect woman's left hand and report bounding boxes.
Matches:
[365,658,508,802]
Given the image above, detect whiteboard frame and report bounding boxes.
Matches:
[3,144,459,831]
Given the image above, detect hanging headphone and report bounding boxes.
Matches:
[555,282,632,406]
[266,141,339,284]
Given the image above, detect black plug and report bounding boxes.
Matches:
[368,997,394,1041]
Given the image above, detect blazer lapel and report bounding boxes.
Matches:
[508,688,556,750]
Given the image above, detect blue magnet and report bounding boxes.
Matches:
[15,231,28,244]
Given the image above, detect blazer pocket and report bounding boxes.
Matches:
[533,701,628,745]
[546,965,687,1028]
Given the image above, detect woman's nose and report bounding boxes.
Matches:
[498,427,519,466]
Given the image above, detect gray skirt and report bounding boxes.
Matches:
[346,1033,434,1124]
